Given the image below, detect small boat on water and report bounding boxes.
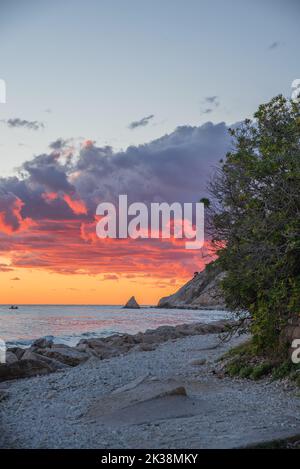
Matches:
[9,305,18,310]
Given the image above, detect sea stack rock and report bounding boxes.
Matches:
[123,296,140,309]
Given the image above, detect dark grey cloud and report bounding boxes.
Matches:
[22,153,74,193]
[73,121,231,206]
[2,118,44,131]
[0,121,232,227]
[268,41,281,50]
[0,190,27,232]
[49,138,68,150]
[201,96,219,115]
[205,96,219,105]
[128,114,154,129]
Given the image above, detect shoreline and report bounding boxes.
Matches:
[153,305,229,311]
[1,319,234,382]
[0,304,229,350]
[0,320,299,449]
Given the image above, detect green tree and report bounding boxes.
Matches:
[209,95,300,356]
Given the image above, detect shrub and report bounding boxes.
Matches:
[208,95,300,358]
[250,363,272,380]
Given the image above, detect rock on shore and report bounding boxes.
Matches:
[0,320,233,383]
[158,261,226,309]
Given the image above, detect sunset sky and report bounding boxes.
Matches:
[0,0,299,304]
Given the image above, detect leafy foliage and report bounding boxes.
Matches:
[208,95,300,356]
[223,341,299,383]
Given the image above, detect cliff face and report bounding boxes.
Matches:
[158,262,226,309]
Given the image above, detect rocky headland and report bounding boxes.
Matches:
[158,262,226,309]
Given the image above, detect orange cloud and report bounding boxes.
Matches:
[42,192,58,202]
[63,194,87,215]
[0,196,34,234]
[42,191,87,215]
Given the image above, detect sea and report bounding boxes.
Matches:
[0,305,230,348]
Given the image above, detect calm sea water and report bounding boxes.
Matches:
[0,305,230,348]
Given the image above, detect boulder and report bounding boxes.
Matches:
[21,349,69,371]
[37,345,89,366]
[79,333,143,359]
[0,359,52,382]
[137,343,156,352]
[7,347,25,360]
[123,296,140,309]
[5,351,19,365]
[32,337,53,349]
[141,328,176,344]
[79,338,125,359]
[75,342,99,358]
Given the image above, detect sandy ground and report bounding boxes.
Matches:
[0,331,299,449]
